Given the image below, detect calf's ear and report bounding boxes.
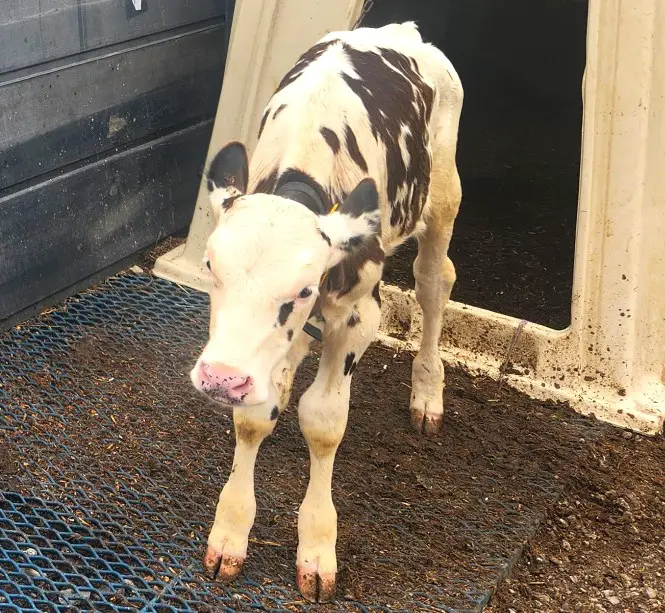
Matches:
[317,178,382,268]
[206,142,249,222]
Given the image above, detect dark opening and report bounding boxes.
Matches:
[361,0,587,330]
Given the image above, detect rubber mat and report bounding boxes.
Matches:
[0,272,597,612]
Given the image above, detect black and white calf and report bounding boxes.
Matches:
[190,22,463,602]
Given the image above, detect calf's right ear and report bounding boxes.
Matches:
[206,142,249,221]
[318,178,382,268]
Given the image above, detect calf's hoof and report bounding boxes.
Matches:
[297,565,336,603]
[410,402,443,436]
[203,545,245,582]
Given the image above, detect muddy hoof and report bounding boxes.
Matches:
[203,546,245,582]
[410,408,443,436]
[297,566,336,603]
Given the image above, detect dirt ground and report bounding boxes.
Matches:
[486,432,665,613]
[136,233,187,271]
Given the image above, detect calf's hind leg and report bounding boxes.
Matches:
[410,162,461,435]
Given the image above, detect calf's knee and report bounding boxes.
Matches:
[298,385,349,458]
[233,409,276,446]
[442,256,456,287]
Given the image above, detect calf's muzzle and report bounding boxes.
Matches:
[197,361,254,403]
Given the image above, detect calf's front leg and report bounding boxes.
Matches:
[296,292,381,602]
[204,336,310,580]
[203,403,275,580]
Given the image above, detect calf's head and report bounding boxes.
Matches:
[190,141,380,407]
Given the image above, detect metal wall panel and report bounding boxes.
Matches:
[0,122,215,320]
[1,25,226,189]
[0,0,225,75]
[0,2,231,324]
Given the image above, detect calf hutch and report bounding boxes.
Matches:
[1,0,664,612]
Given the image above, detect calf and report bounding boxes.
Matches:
[191,21,463,602]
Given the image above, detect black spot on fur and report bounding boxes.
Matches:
[275,39,339,94]
[287,329,294,341]
[344,124,368,172]
[323,237,385,297]
[270,406,279,421]
[258,108,269,139]
[348,311,360,327]
[341,44,434,235]
[344,352,356,376]
[319,229,332,246]
[340,234,364,252]
[222,195,240,211]
[273,104,287,119]
[320,127,340,154]
[372,282,382,307]
[253,167,279,195]
[278,301,294,326]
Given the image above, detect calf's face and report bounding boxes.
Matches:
[190,142,380,408]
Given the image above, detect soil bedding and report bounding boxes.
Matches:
[487,431,665,613]
[1,271,663,611]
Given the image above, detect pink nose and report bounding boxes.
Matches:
[198,362,253,402]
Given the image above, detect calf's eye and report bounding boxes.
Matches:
[298,287,312,299]
[206,261,211,271]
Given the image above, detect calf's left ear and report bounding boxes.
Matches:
[206,142,249,222]
[317,178,382,267]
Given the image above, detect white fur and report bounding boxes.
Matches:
[209,186,242,210]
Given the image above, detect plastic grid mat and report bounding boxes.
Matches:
[0,273,566,612]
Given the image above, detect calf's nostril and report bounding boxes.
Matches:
[228,376,252,392]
